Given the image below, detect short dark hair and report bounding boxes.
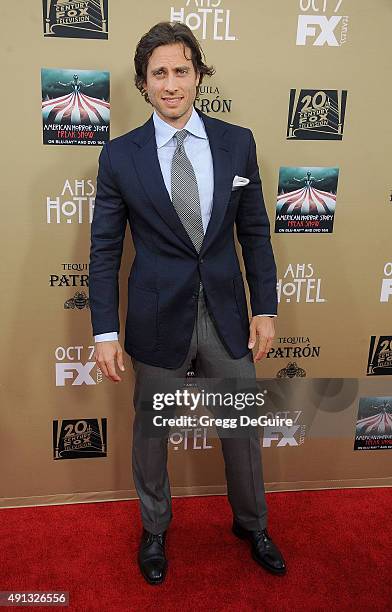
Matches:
[134,21,215,104]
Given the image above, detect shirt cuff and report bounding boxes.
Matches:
[255,314,277,317]
[94,332,118,342]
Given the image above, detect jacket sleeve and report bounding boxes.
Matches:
[89,143,128,336]
[235,129,278,316]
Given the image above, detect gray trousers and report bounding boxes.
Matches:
[131,285,268,534]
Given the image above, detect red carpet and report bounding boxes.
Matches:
[1,488,391,611]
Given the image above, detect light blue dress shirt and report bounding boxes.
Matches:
[153,105,214,233]
[94,107,274,343]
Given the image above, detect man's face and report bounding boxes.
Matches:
[143,42,200,126]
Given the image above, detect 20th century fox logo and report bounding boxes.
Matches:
[42,0,108,39]
[53,418,107,459]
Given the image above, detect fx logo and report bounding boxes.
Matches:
[262,425,301,447]
[56,362,95,386]
[380,263,392,303]
[296,15,342,46]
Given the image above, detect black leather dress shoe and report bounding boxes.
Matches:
[138,528,168,585]
[232,520,286,575]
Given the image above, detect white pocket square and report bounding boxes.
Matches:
[232,175,250,190]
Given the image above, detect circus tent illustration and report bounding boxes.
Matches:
[356,402,392,435]
[277,181,336,215]
[42,90,110,125]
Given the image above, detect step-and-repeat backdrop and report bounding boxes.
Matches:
[1,0,391,508]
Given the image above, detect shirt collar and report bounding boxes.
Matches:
[153,106,207,148]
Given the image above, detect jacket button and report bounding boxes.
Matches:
[199,258,204,263]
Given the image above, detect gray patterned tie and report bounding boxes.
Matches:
[171,129,205,254]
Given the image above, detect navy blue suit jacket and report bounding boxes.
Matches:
[89,107,277,368]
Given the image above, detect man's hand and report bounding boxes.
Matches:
[94,340,125,383]
[248,316,275,362]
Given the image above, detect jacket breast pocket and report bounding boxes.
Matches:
[228,188,242,204]
[126,285,158,351]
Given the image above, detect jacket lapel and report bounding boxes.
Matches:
[195,108,233,256]
[132,115,196,254]
[131,108,233,256]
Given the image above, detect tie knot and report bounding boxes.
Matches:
[174,129,188,147]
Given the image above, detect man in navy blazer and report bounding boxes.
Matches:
[89,21,286,584]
